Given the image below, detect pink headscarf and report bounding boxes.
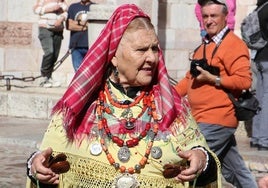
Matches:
[53,4,183,140]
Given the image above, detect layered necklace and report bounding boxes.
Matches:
[104,81,148,131]
[96,81,160,175]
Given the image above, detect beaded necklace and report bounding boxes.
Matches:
[104,82,147,130]
[97,83,159,174]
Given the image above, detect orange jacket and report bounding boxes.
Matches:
[175,31,251,128]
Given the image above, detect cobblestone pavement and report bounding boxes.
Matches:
[0,117,267,187]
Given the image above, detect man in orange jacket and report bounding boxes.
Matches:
[175,0,257,187]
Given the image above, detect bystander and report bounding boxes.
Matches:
[33,0,68,87]
[66,0,93,72]
[175,0,257,187]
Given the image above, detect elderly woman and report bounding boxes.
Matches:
[26,4,220,188]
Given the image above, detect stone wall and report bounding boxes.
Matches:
[0,0,257,88]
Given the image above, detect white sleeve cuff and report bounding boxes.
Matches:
[27,151,41,176]
[192,147,209,171]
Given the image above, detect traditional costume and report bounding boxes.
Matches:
[27,4,220,188]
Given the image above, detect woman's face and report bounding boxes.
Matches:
[111,28,159,88]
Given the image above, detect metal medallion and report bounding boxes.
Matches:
[90,142,102,156]
[150,146,162,159]
[112,173,140,188]
[125,121,135,130]
[117,146,130,162]
[147,129,155,140]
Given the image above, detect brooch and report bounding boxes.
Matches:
[112,173,140,188]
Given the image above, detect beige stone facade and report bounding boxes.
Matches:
[0,0,257,86]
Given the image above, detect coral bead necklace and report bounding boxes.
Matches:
[97,83,159,174]
[104,82,147,130]
[105,82,146,108]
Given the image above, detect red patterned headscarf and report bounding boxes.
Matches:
[52,4,183,140]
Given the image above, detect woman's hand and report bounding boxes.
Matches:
[174,149,207,182]
[31,147,59,184]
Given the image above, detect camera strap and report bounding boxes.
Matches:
[203,29,231,62]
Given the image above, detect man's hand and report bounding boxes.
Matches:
[195,66,217,84]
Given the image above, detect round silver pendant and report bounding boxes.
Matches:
[150,146,162,159]
[90,142,102,156]
[112,173,140,188]
[117,146,130,162]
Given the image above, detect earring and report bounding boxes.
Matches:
[113,67,119,83]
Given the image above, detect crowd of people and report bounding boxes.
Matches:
[33,0,93,88]
[29,0,267,187]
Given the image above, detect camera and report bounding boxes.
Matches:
[190,58,220,77]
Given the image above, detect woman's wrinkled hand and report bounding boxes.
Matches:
[174,149,207,183]
[31,147,59,185]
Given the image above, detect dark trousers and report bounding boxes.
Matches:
[252,60,268,147]
[38,27,63,78]
[198,123,257,188]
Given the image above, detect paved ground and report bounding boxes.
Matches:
[0,116,267,188]
[0,117,49,188]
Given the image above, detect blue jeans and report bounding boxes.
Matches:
[71,47,88,72]
[38,27,63,78]
[252,60,268,147]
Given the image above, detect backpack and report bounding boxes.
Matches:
[241,2,268,50]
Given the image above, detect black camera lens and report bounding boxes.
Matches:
[190,59,208,77]
[190,58,220,77]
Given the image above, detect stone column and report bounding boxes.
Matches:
[86,1,157,47]
[87,4,116,47]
